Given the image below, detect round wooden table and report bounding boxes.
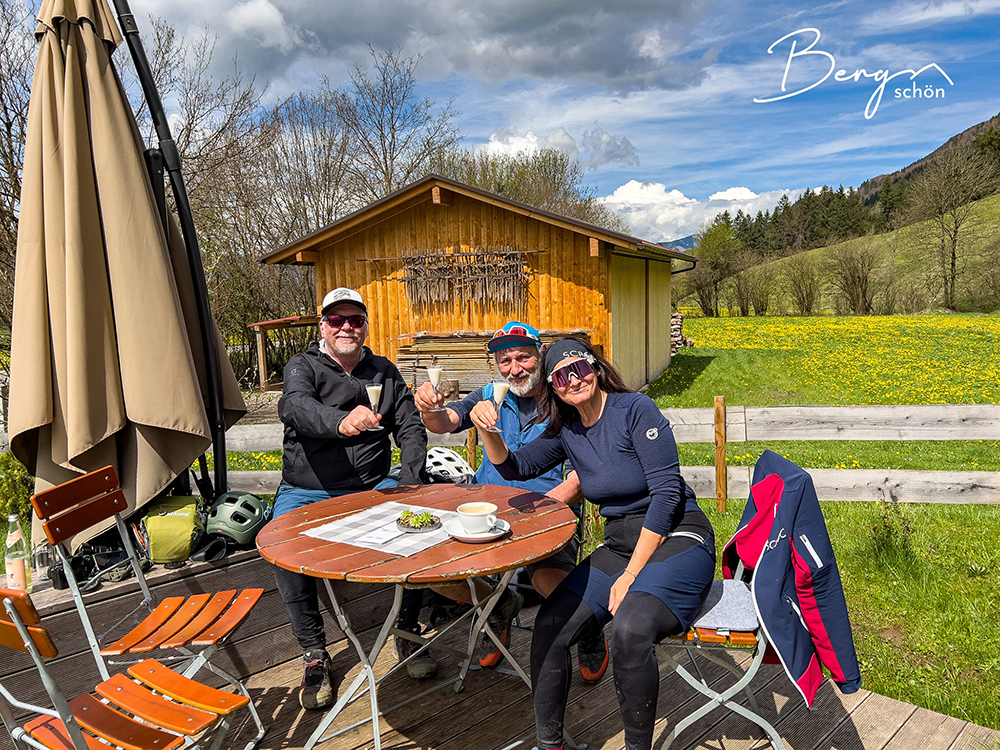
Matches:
[256,483,577,750]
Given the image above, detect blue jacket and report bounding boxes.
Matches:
[722,450,861,707]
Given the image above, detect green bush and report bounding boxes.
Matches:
[0,451,35,521]
[869,495,916,564]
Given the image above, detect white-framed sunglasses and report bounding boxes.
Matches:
[547,356,596,388]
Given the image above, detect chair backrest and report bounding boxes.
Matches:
[31,465,126,546]
[30,466,155,680]
[1,588,96,750]
[0,588,57,659]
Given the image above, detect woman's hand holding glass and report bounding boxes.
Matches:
[469,399,500,434]
[481,380,509,433]
[470,400,511,465]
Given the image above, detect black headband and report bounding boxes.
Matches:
[543,338,596,378]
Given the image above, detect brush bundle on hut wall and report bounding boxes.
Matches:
[402,245,529,312]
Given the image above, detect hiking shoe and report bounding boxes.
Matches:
[299,649,334,710]
[479,589,523,668]
[577,624,609,683]
[394,634,439,679]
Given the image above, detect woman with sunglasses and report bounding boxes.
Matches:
[472,337,715,750]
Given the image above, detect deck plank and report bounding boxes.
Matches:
[821,691,916,750]
[882,707,966,750]
[949,722,1000,750]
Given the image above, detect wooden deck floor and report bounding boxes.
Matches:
[221,608,1000,750]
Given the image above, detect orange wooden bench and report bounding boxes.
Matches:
[1,586,250,750]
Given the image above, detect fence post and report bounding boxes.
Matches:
[714,395,727,513]
[254,328,269,391]
[466,427,479,471]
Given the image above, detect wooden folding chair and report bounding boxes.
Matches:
[654,567,786,750]
[1,586,252,750]
[30,466,267,748]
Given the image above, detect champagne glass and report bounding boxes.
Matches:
[483,380,509,433]
[426,365,447,412]
[365,383,384,431]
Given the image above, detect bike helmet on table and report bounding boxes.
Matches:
[206,492,273,547]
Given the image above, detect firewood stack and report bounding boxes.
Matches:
[671,313,694,355]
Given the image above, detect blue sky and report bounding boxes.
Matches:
[138,0,1000,242]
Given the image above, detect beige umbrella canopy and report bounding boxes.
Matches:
[9,0,245,548]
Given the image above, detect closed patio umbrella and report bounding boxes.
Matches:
[9,0,245,548]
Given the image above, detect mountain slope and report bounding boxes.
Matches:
[858,111,1000,204]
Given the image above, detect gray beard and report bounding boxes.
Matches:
[508,369,542,398]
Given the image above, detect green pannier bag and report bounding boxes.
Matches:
[141,496,204,563]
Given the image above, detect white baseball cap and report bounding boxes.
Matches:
[321,287,367,316]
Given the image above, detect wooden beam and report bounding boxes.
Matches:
[294,251,319,265]
[431,186,453,206]
[589,238,600,257]
[255,328,269,391]
[466,428,479,471]
[715,396,727,512]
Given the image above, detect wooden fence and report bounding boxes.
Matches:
[224,403,1000,505]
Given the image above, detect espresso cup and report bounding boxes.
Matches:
[456,502,498,534]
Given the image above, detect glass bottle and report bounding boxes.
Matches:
[5,514,32,593]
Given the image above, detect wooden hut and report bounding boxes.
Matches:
[260,175,696,391]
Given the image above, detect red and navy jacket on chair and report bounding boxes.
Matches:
[722,450,862,706]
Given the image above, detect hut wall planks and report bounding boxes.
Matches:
[313,192,613,361]
[609,254,648,389]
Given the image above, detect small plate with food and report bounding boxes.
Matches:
[396,509,442,533]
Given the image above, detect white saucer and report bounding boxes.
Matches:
[444,517,510,543]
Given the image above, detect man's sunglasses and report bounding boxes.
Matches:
[490,325,536,343]
[548,359,596,389]
[324,314,367,329]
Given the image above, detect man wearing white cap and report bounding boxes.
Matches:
[272,287,434,711]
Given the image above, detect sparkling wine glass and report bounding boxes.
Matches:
[365,383,384,431]
[426,365,447,412]
[483,380,509,433]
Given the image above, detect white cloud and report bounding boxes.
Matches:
[709,187,757,201]
[861,0,1000,30]
[224,0,302,54]
[482,126,640,170]
[581,128,639,169]
[485,128,580,161]
[603,180,803,242]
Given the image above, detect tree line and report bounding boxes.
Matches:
[683,132,1000,317]
[0,2,624,387]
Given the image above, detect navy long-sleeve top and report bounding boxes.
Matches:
[494,392,699,536]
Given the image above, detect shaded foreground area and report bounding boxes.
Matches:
[221,605,999,750]
[3,549,997,750]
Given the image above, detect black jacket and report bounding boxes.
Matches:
[278,342,427,492]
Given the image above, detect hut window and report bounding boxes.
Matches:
[403,245,528,311]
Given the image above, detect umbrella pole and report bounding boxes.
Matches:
[108,0,228,498]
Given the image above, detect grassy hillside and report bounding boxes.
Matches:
[678,192,1000,315]
[779,192,1000,313]
[650,313,1000,408]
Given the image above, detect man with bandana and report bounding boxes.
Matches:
[414,322,609,682]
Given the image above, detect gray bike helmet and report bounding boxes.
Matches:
[425,447,474,481]
[206,492,273,547]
